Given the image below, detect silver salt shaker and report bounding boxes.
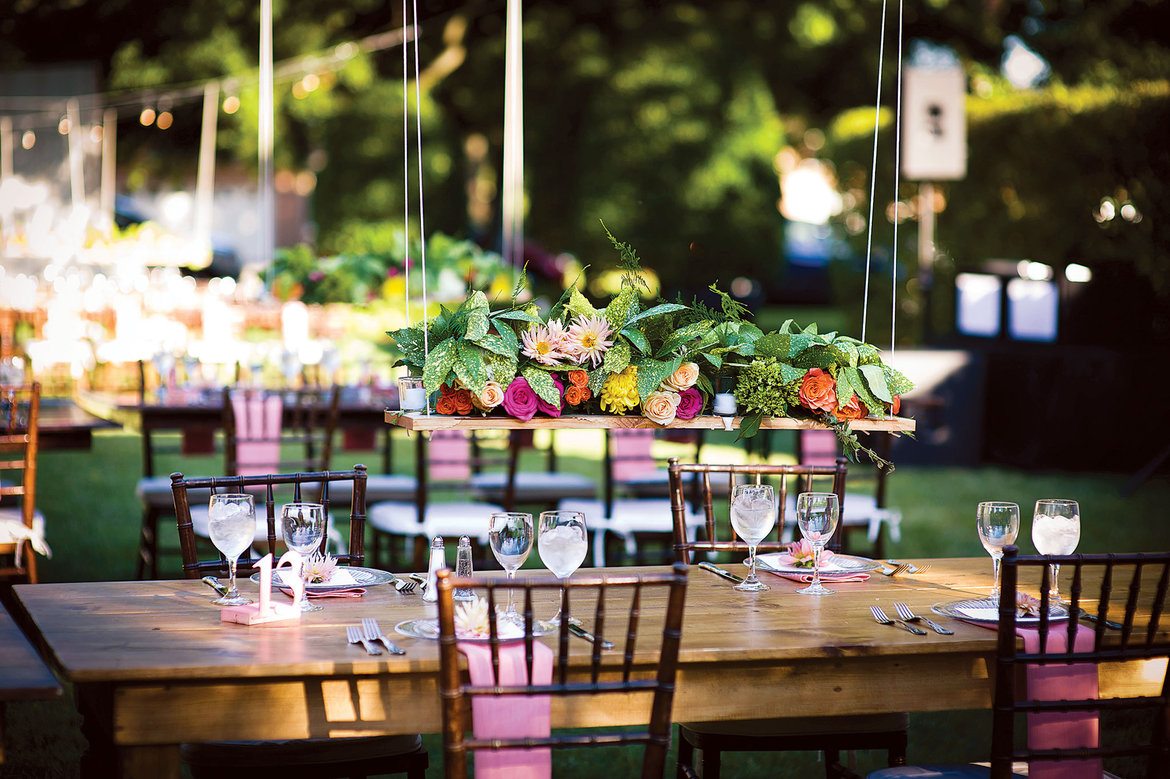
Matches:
[454,536,474,601]
[423,536,444,603]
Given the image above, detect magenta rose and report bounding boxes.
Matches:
[675,387,703,420]
[502,377,539,421]
[536,375,565,418]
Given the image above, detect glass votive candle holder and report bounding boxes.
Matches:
[713,392,737,416]
[397,376,427,411]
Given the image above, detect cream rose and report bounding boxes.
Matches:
[643,390,682,425]
[472,380,505,412]
[662,362,700,392]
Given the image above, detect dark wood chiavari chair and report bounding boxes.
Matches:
[0,382,42,584]
[170,465,428,778]
[668,458,908,779]
[437,564,689,779]
[870,545,1170,779]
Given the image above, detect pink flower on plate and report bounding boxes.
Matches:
[675,387,704,420]
[783,538,835,569]
[502,377,539,421]
[536,375,565,418]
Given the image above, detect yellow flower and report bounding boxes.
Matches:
[600,366,640,415]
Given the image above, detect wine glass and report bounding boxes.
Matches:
[207,493,255,605]
[795,492,839,596]
[977,501,1020,603]
[280,502,327,612]
[730,484,777,592]
[1032,499,1080,602]
[537,510,588,626]
[489,512,534,623]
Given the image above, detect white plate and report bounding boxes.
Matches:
[753,553,881,575]
[394,618,554,642]
[249,566,395,593]
[931,597,1070,624]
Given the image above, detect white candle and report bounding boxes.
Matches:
[401,387,426,411]
[713,393,737,415]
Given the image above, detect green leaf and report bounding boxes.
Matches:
[635,356,681,402]
[656,320,714,357]
[754,332,791,360]
[835,367,858,407]
[833,340,860,367]
[522,366,561,407]
[474,333,515,359]
[588,367,608,395]
[453,342,489,395]
[492,321,519,355]
[700,352,722,371]
[779,362,805,384]
[465,311,489,343]
[622,302,689,329]
[462,290,490,315]
[422,339,457,394]
[565,288,598,321]
[622,327,651,354]
[778,319,797,334]
[858,364,893,403]
[482,352,518,386]
[883,365,915,397]
[695,371,715,398]
[492,308,544,325]
[604,288,638,331]
[735,409,765,441]
[603,340,631,374]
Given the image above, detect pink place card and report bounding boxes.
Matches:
[221,552,304,625]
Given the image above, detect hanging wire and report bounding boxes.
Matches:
[890,0,905,355]
[402,0,411,333]
[860,0,888,345]
[410,0,430,366]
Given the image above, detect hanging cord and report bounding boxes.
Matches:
[411,0,430,366]
[860,0,888,345]
[890,0,905,355]
[402,0,411,334]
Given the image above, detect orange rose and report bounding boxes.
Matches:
[662,361,700,392]
[567,370,589,388]
[453,389,474,415]
[564,385,584,406]
[643,390,682,425]
[834,393,866,421]
[579,387,592,402]
[798,368,837,414]
[440,382,456,397]
[472,381,505,412]
[435,394,457,415]
[891,395,901,416]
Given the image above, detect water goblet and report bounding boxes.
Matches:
[280,502,327,612]
[795,492,839,596]
[537,510,588,627]
[730,484,777,592]
[207,493,255,605]
[977,501,1020,603]
[489,512,534,623]
[1032,499,1080,602]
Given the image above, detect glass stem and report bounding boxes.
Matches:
[506,570,515,614]
[991,555,1002,601]
[1050,563,1061,601]
[746,546,758,584]
[811,545,822,589]
[226,560,239,598]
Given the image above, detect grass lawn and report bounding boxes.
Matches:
[4,427,1169,777]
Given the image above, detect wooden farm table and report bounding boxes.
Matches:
[0,600,62,763]
[36,397,119,451]
[11,558,1167,778]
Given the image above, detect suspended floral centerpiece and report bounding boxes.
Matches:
[387,227,914,467]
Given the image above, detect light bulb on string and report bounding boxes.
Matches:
[139,106,156,126]
[21,130,36,150]
[156,97,173,129]
[57,115,71,135]
[223,94,240,114]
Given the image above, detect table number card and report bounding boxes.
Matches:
[220,551,304,625]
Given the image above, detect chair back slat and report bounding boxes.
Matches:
[668,457,849,560]
[170,466,368,578]
[436,564,688,779]
[992,546,1170,778]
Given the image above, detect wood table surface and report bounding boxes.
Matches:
[11,558,1168,778]
[36,397,119,451]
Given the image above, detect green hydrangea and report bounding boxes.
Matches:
[735,359,800,417]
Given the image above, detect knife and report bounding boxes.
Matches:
[567,617,614,649]
[699,562,744,584]
[202,576,228,597]
[1075,608,1124,630]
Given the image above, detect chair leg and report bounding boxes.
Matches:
[676,730,695,779]
[700,745,720,779]
[136,506,159,580]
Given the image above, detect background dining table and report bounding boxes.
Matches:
[9,558,1168,778]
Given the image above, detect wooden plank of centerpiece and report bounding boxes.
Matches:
[385,411,915,433]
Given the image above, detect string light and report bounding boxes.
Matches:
[139,106,156,126]
[223,94,240,114]
[156,110,174,129]
[21,130,35,150]
[57,115,71,135]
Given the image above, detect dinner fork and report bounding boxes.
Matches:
[393,577,416,594]
[870,605,927,635]
[346,624,382,655]
[362,618,406,655]
[878,563,910,577]
[894,602,954,635]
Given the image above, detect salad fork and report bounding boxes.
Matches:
[870,605,926,635]
[393,577,416,594]
[894,602,953,634]
[878,563,910,577]
[346,624,382,655]
[362,618,406,655]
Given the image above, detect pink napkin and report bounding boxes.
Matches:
[232,393,282,475]
[280,587,367,599]
[1018,623,1100,779]
[459,639,554,779]
[768,570,870,584]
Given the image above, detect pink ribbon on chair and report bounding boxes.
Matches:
[1017,623,1100,779]
[459,639,554,779]
[232,392,282,476]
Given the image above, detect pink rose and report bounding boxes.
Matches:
[502,377,539,422]
[675,387,703,420]
[536,375,565,418]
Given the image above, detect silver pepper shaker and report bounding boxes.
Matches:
[423,536,445,603]
[454,536,474,601]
